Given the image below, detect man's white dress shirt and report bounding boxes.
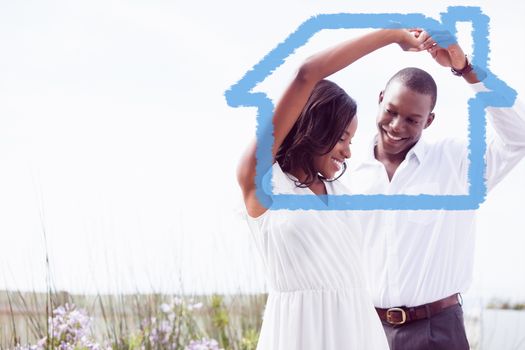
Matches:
[344,82,525,308]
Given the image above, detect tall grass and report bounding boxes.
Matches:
[1,196,265,350]
[1,290,266,350]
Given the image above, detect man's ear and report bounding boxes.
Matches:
[424,112,435,129]
[378,91,384,104]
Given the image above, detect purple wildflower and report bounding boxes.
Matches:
[184,338,223,350]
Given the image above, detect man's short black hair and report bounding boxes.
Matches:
[386,67,437,111]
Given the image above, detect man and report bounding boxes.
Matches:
[344,31,525,349]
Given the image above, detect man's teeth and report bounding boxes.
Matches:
[387,132,403,141]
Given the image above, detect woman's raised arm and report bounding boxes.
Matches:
[237,29,423,217]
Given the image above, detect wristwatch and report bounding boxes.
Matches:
[451,55,474,76]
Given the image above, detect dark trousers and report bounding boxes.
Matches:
[381,304,469,350]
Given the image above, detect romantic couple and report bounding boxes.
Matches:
[237,29,525,349]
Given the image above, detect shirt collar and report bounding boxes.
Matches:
[408,137,428,163]
[358,134,428,167]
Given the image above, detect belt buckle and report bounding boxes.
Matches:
[386,307,407,325]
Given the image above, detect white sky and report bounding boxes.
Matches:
[1,0,524,304]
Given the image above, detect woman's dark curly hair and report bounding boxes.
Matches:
[276,79,357,187]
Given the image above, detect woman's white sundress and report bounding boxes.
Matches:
[247,163,388,350]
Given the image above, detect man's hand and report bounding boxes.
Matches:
[417,29,483,83]
[417,30,467,70]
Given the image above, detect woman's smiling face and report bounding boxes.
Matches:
[313,116,357,180]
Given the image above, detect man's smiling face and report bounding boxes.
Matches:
[376,80,435,161]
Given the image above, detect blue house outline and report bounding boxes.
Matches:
[225,6,517,210]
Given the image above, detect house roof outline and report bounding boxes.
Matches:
[226,6,517,210]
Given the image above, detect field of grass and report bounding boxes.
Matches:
[1,290,266,350]
[3,289,525,350]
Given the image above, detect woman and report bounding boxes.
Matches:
[237,29,423,349]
